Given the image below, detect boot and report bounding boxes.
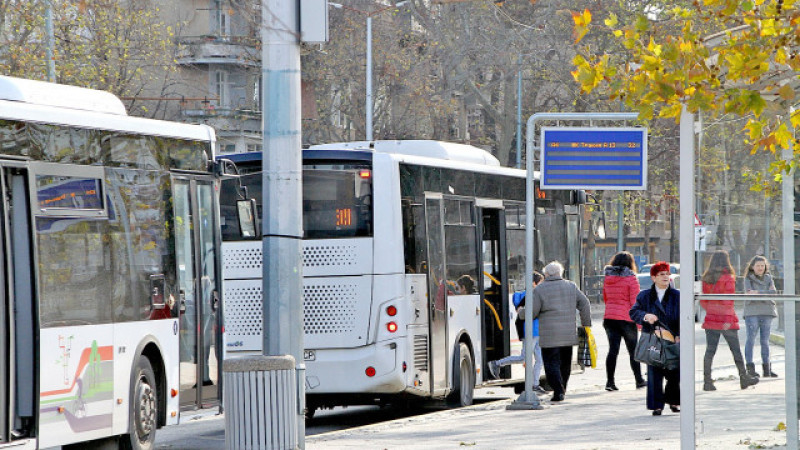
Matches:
[740,372,759,389]
[703,380,716,391]
[746,363,760,378]
[763,363,779,378]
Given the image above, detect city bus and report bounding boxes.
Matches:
[219,140,583,416]
[0,76,222,450]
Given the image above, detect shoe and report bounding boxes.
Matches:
[669,405,680,413]
[636,379,648,389]
[550,393,565,402]
[763,363,778,378]
[746,363,760,378]
[652,409,662,416]
[740,374,759,389]
[605,381,618,391]
[488,361,499,379]
[703,381,716,391]
[533,385,547,394]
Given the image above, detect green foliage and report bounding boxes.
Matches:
[571,0,800,157]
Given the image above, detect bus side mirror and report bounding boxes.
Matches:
[237,199,260,238]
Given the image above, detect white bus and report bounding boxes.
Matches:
[219,140,583,416]
[0,76,222,450]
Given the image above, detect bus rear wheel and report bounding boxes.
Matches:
[448,342,474,407]
[121,356,158,450]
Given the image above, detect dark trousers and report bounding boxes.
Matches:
[647,364,679,410]
[603,319,644,384]
[704,329,746,381]
[541,346,573,397]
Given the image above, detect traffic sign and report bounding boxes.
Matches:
[540,127,647,190]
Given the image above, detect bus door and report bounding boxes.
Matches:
[478,205,510,379]
[424,195,448,396]
[174,177,221,408]
[0,165,35,443]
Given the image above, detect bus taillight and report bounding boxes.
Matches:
[365,366,376,377]
[386,305,397,316]
[386,322,398,333]
[359,170,371,179]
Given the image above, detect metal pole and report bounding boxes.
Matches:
[516,55,522,169]
[45,1,56,82]
[512,111,638,410]
[678,105,696,450]
[261,0,305,445]
[783,117,798,450]
[617,197,624,251]
[366,16,373,141]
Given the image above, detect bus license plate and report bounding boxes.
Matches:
[304,350,316,361]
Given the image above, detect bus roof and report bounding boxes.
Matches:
[0,75,127,115]
[0,75,215,145]
[308,140,501,166]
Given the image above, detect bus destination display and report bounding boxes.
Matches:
[540,127,647,190]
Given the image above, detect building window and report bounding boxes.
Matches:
[215,70,230,108]
[215,0,230,37]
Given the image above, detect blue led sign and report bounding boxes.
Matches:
[540,127,647,190]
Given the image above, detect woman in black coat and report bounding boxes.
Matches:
[630,261,680,416]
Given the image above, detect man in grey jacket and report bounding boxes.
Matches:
[530,261,592,403]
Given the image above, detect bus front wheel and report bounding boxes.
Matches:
[121,356,158,450]
[448,342,474,407]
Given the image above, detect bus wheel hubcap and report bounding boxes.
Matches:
[136,379,156,438]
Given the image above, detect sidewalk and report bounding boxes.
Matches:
[306,309,788,449]
[159,308,789,449]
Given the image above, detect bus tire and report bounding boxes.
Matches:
[121,356,158,450]
[448,342,474,407]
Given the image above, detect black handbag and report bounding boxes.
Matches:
[634,322,679,371]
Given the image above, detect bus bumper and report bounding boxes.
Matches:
[304,340,404,394]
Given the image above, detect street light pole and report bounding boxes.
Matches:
[331,1,408,141]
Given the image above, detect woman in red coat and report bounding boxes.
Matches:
[602,251,646,391]
[700,250,759,391]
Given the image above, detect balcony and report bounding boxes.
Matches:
[177,35,259,67]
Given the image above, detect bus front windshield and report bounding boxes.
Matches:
[303,162,373,239]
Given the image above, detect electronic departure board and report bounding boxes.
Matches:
[540,127,647,190]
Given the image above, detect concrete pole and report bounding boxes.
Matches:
[366,16,373,141]
[516,55,522,169]
[261,0,305,445]
[45,1,56,82]
[678,105,696,450]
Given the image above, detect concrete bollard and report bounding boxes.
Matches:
[223,355,297,450]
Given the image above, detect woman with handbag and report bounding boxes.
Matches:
[630,261,680,416]
[602,251,647,391]
[700,250,759,391]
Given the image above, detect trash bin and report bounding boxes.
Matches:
[223,355,297,450]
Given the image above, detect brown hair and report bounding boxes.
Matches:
[744,255,770,278]
[607,251,637,273]
[702,250,735,284]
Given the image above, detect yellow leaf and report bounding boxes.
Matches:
[572,9,591,27]
[604,13,618,27]
[779,83,795,101]
[761,19,776,36]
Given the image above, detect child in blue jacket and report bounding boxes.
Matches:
[488,272,545,394]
